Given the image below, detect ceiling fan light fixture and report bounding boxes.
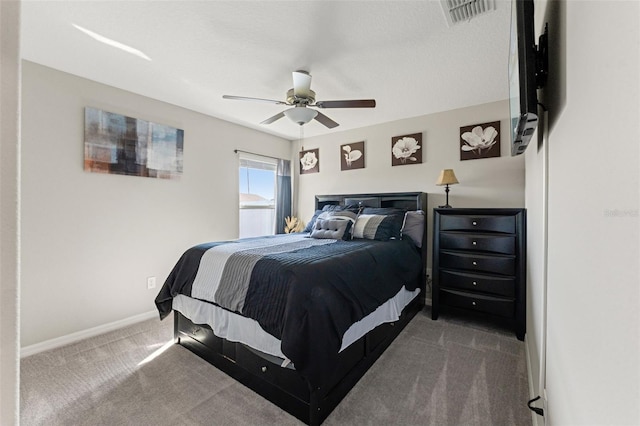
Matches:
[283,107,318,126]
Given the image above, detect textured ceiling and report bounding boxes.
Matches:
[21,0,512,140]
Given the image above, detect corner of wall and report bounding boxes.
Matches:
[0,1,22,424]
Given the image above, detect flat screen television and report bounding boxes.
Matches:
[509,0,548,156]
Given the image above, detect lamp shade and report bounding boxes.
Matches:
[436,169,459,186]
[283,107,318,125]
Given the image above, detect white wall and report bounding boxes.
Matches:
[1,1,22,423]
[528,1,640,424]
[295,100,525,270]
[525,120,547,426]
[20,61,290,348]
[525,2,555,424]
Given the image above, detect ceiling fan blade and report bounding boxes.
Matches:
[314,111,339,129]
[223,95,286,105]
[260,111,285,125]
[292,70,312,98]
[315,99,376,109]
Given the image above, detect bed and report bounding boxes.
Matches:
[155,192,428,425]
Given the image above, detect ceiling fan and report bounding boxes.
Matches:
[222,70,376,129]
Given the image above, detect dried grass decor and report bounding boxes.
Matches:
[284,216,305,233]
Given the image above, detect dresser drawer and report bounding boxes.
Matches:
[440,214,516,234]
[440,269,515,297]
[440,233,515,255]
[441,289,514,318]
[440,251,515,276]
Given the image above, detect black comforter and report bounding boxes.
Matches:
[155,234,421,387]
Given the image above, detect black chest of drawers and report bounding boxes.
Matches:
[432,208,526,340]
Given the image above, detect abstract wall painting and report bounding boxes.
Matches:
[340,141,365,171]
[391,133,422,166]
[299,148,319,174]
[84,107,184,179]
[460,120,501,160]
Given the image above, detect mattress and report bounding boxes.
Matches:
[173,285,420,363]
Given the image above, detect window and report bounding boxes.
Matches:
[239,155,277,238]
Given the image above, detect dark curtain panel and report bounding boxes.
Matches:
[275,159,292,234]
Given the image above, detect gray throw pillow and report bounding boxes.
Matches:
[401,210,425,247]
[310,219,350,240]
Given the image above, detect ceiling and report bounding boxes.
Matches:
[21,0,512,141]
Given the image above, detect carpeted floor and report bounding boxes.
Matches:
[21,307,532,425]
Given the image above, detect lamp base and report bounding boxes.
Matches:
[440,184,453,208]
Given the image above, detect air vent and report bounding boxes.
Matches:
[440,0,496,27]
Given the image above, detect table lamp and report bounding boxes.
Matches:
[436,169,459,208]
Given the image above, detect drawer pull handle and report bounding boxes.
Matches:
[472,301,477,306]
[472,241,477,245]
[472,221,477,226]
[472,281,477,286]
[261,366,267,373]
[472,261,478,266]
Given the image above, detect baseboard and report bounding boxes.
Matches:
[20,310,158,358]
[525,333,544,426]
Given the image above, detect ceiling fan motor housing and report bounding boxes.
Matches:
[286,88,315,105]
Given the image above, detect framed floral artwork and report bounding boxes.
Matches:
[340,141,365,171]
[391,133,422,166]
[460,120,500,160]
[299,148,319,174]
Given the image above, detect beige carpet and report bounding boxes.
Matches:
[21,308,532,425]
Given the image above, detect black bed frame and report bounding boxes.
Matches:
[174,192,428,425]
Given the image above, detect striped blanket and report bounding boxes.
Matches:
[155,233,421,387]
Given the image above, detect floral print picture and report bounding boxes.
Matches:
[299,148,319,174]
[340,141,365,171]
[391,133,422,166]
[460,121,500,160]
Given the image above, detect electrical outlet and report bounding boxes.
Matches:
[147,276,156,290]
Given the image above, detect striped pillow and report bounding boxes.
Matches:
[317,210,358,223]
[352,214,403,241]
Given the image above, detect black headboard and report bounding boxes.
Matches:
[315,192,426,212]
[314,192,428,302]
